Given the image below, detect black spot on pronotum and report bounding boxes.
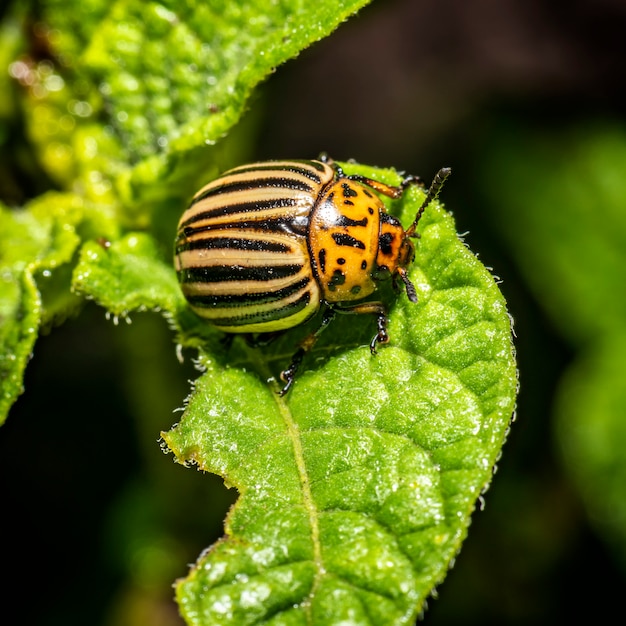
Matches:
[318,248,327,274]
[379,232,394,256]
[361,260,367,270]
[341,182,358,198]
[328,269,346,291]
[367,207,374,215]
[336,215,368,228]
[332,233,366,249]
[372,265,391,281]
[337,258,346,265]
[350,285,362,295]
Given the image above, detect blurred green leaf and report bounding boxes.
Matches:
[479,122,626,346]
[40,0,112,60]
[0,15,22,125]
[0,264,40,426]
[160,164,517,625]
[9,8,126,199]
[478,121,626,573]
[556,334,626,571]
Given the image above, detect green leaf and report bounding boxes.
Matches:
[0,265,40,426]
[73,232,181,316]
[162,164,518,624]
[555,334,626,571]
[71,231,214,342]
[1,0,377,424]
[28,0,374,222]
[82,0,373,160]
[42,0,372,214]
[0,193,84,424]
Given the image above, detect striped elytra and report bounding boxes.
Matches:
[175,157,451,394]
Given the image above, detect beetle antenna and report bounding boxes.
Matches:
[405,167,452,238]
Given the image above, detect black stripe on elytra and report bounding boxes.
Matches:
[186,277,310,308]
[227,163,323,184]
[180,215,309,240]
[306,160,328,172]
[193,176,313,204]
[208,291,312,327]
[331,233,366,249]
[177,236,291,254]
[180,197,299,229]
[178,263,303,284]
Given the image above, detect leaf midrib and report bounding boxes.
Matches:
[275,391,325,617]
[247,342,325,621]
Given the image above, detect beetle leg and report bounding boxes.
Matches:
[279,306,337,396]
[244,330,286,348]
[220,334,236,350]
[334,301,389,354]
[370,310,389,354]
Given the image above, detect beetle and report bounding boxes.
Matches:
[175,155,451,395]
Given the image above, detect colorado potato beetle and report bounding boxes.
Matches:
[175,156,451,394]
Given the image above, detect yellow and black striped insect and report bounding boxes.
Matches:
[175,156,450,394]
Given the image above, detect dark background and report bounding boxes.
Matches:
[2,0,626,624]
